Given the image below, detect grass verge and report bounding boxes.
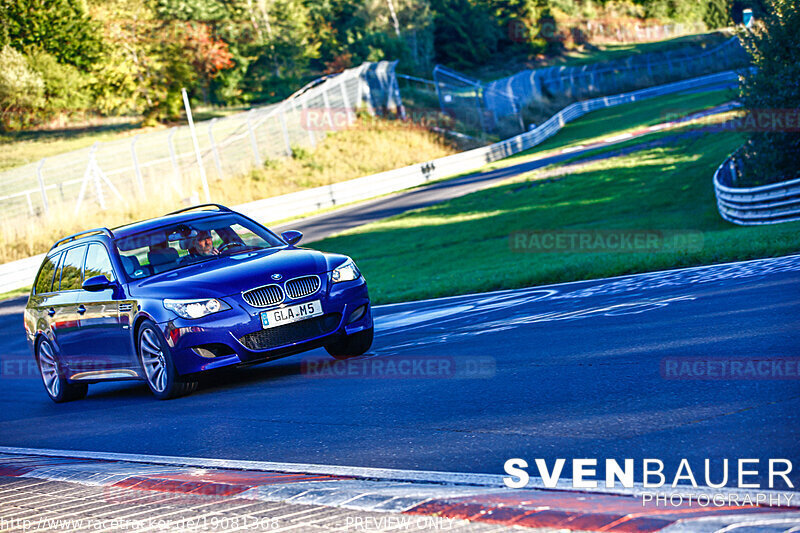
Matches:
[313,130,800,304]
[481,88,735,173]
[526,89,734,154]
[0,286,31,302]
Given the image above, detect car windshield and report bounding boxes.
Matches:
[114,214,284,280]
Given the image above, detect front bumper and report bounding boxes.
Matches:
[157,277,372,375]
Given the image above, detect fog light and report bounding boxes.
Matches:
[347,304,367,324]
[192,344,235,358]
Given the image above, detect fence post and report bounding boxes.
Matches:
[322,86,332,133]
[356,71,364,109]
[93,163,107,210]
[130,135,147,199]
[36,159,48,215]
[339,77,353,125]
[166,128,185,198]
[181,88,211,203]
[301,99,316,148]
[278,108,292,156]
[247,109,263,167]
[207,119,224,179]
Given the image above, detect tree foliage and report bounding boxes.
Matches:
[431,0,501,67]
[737,0,800,183]
[0,0,745,129]
[0,45,45,128]
[2,0,103,69]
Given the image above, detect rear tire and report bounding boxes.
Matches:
[36,338,88,403]
[137,321,198,400]
[325,327,373,360]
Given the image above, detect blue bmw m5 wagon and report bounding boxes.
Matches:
[23,204,373,401]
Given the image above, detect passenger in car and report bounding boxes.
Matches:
[147,244,180,274]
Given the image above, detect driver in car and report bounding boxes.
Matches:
[190,230,219,257]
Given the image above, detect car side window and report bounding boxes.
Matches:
[84,244,116,283]
[59,245,88,291]
[34,254,60,295]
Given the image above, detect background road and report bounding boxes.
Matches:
[273,100,738,243]
[0,255,798,486]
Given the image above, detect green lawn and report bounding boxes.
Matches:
[314,131,800,304]
[0,286,31,302]
[520,88,735,157]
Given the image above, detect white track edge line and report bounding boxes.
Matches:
[374,252,800,309]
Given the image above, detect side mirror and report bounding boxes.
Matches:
[281,230,303,246]
[82,275,112,292]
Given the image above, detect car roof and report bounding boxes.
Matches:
[46,206,241,256]
[111,211,230,240]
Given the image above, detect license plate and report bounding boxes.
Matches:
[261,300,323,329]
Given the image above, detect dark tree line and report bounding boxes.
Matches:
[0,0,758,128]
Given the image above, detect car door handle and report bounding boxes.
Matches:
[47,308,56,317]
[77,305,86,315]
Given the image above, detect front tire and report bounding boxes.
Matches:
[325,327,373,360]
[36,338,88,403]
[137,321,198,400]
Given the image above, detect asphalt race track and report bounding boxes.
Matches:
[0,255,798,486]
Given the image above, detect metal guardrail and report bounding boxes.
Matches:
[714,156,800,225]
[0,70,741,294]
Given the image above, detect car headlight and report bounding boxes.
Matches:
[331,259,361,283]
[163,298,230,319]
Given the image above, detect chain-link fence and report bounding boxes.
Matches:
[434,36,748,135]
[0,61,403,224]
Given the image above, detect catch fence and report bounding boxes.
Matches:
[0,61,403,223]
[434,37,748,134]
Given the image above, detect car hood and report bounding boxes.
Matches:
[128,247,349,299]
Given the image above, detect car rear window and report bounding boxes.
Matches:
[34,254,60,295]
[60,245,88,291]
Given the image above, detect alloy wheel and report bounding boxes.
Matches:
[38,341,61,398]
[140,329,167,393]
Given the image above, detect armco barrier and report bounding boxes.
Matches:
[714,156,800,225]
[0,70,740,294]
